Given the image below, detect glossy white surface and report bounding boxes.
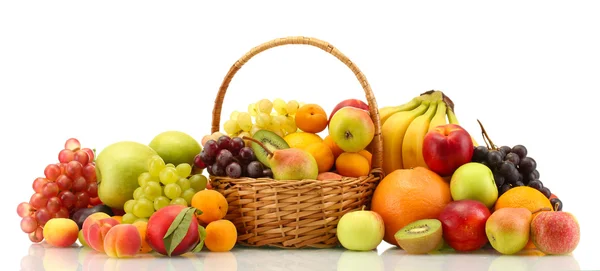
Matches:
[18,242,593,271]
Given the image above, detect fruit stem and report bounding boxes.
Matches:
[477,119,497,150]
[242,136,273,156]
[532,207,552,215]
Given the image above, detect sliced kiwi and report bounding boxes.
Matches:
[250,130,289,168]
[394,219,443,254]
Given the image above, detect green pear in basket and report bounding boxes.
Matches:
[243,136,318,181]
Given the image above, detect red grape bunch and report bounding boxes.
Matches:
[16,138,101,243]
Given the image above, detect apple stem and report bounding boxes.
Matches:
[532,207,552,215]
[361,205,366,211]
[242,136,273,156]
[477,119,497,150]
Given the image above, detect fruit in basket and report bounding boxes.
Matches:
[323,135,344,159]
[250,130,290,168]
[146,205,202,256]
[96,141,158,209]
[202,132,225,146]
[103,224,142,258]
[438,199,491,251]
[530,211,580,255]
[422,124,474,176]
[149,131,201,166]
[43,218,79,247]
[245,136,318,180]
[336,152,370,177]
[336,207,384,251]
[329,107,375,152]
[317,172,343,180]
[227,99,302,138]
[485,207,532,255]
[295,104,328,133]
[200,134,271,179]
[394,218,443,254]
[329,99,369,124]
[304,142,335,173]
[284,132,323,150]
[450,162,498,208]
[371,167,452,246]
[402,100,439,169]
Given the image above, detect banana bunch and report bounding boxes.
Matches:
[379,90,477,175]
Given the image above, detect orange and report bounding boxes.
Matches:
[204,219,237,252]
[335,152,370,177]
[295,104,328,133]
[371,167,452,246]
[324,135,343,159]
[132,221,153,253]
[191,190,229,224]
[358,150,372,167]
[305,142,335,173]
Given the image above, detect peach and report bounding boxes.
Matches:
[43,218,78,247]
[83,216,120,253]
[103,224,142,258]
[82,212,111,235]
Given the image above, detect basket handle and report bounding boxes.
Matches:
[211,36,383,171]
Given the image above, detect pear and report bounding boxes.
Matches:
[244,137,318,180]
[485,207,532,255]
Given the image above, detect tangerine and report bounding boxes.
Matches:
[295,104,328,133]
[190,190,229,224]
[205,219,237,252]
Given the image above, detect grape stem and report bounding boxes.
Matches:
[477,119,497,150]
[242,136,273,156]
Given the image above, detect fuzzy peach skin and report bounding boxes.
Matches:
[103,224,142,258]
[84,217,120,253]
[82,212,111,236]
[43,218,79,247]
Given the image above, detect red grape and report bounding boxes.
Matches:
[72,176,86,192]
[75,192,90,209]
[58,163,67,174]
[41,182,59,198]
[82,164,96,182]
[82,148,95,162]
[44,164,61,181]
[46,197,62,213]
[58,149,75,163]
[29,193,48,209]
[194,154,206,169]
[86,182,98,198]
[54,207,69,218]
[17,202,35,217]
[32,178,48,193]
[66,161,83,178]
[20,216,38,233]
[35,207,51,226]
[64,138,81,151]
[89,196,102,206]
[28,227,44,243]
[73,150,89,165]
[58,191,76,209]
[56,175,73,191]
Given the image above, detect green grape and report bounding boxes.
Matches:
[257,99,273,114]
[224,119,241,135]
[175,163,192,178]
[170,197,187,206]
[177,177,191,191]
[153,196,170,211]
[250,125,261,135]
[159,167,179,185]
[256,113,271,128]
[273,98,287,115]
[124,199,136,214]
[134,218,149,224]
[133,198,154,218]
[286,100,299,115]
[248,103,258,116]
[148,155,166,177]
[122,213,138,224]
[166,163,175,168]
[133,187,144,200]
[282,116,297,134]
[181,188,196,205]
[189,174,208,191]
[269,116,282,130]
[138,172,153,187]
[237,112,253,132]
[230,110,240,120]
[164,183,182,199]
[143,181,162,200]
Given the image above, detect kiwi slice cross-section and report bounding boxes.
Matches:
[250,130,289,168]
[394,218,443,254]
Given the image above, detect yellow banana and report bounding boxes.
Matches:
[428,100,448,131]
[379,96,423,125]
[447,107,479,147]
[381,100,431,175]
[402,101,438,169]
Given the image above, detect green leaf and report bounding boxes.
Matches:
[191,226,207,252]
[163,207,196,257]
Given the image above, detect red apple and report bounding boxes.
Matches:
[422,124,473,177]
[438,199,490,252]
[329,99,369,124]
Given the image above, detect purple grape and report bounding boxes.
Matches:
[217,135,231,150]
[262,168,273,178]
[247,161,263,178]
[226,162,242,178]
[528,180,543,190]
[497,161,515,177]
[505,166,520,184]
[211,163,225,176]
[200,150,215,165]
[550,198,563,211]
[505,152,520,166]
[514,181,525,187]
[511,145,527,159]
[499,146,512,155]
[229,137,245,154]
[519,157,537,174]
[487,150,503,167]
[493,172,505,187]
[499,184,511,195]
[206,163,215,175]
[532,169,540,179]
[239,147,256,162]
[204,140,219,157]
[472,146,488,162]
[216,149,233,167]
[539,186,551,198]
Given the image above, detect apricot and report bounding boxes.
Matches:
[305,142,335,173]
[103,224,142,258]
[43,218,78,247]
[83,216,120,253]
[191,190,228,224]
[205,219,237,252]
[324,135,344,160]
[336,152,370,177]
[295,104,328,133]
[132,220,153,253]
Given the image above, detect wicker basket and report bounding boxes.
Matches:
[210,36,384,249]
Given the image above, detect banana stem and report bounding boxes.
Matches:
[477,119,497,150]
[242,136,273,156]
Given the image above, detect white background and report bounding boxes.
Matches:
[1,1,599,270]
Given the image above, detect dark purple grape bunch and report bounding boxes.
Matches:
[195,135,272,179]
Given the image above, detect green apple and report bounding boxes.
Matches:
[328,107,375,152]
[336,208,384,251]
[450,162,498,208]
[96,141,157,209]
[149,131,201,166]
